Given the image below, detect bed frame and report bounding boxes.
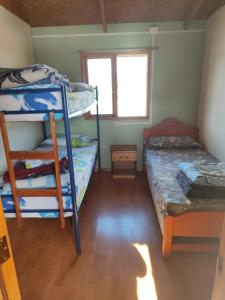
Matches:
[0,85,101,256]
[144,118,225,257]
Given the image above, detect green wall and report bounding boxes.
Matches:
[32,22,206,169]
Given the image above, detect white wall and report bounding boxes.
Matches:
[0,5,34,66]
[198,5,225,162]
[0,5,43,172]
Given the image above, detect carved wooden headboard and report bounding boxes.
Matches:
[143,118,199,141]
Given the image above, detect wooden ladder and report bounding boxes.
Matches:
[0,112,65,228]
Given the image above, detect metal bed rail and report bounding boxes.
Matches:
[0,85,101,255]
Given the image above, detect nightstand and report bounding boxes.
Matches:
[111,145,137,178]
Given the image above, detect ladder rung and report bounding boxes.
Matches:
[10,151,54,160]
[16,189,58,197]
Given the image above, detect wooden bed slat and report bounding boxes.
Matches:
[173,211,224,237]
[16,189,58,197]
[9,151,54,160]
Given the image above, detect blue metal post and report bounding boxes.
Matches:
[42,122,47,139]
[61,85,81,255]
[95,87,101,171]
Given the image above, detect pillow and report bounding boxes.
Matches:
[71,137,91,148]
[42,134,92,147]
[25,134,92,169]
[146,136,201,149]
[68,82,94,92]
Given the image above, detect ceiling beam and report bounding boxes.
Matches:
[99,0,107,33]
[184,0,204,29]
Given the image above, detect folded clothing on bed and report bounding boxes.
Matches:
[0,64,94,93]
[3,158,68,183]
[1,143,98,197]
[0,64,68,88]
[176,162,225,199]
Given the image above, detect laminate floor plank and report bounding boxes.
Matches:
[7,172,217,300]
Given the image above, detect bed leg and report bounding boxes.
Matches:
[162,216,174,257]
[72,212,81,255]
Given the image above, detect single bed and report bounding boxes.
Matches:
[144,118,225,257]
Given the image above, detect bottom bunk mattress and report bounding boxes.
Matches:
[145,148,225,216]
[0,141,98,218]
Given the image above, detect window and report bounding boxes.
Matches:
[81,50,150,119]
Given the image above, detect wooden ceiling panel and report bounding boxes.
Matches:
[1,0,225,27]
[21,0,101,27]
[106,0,190,23]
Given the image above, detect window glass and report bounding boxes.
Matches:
[87,58,113,115]
[117,55,148,117]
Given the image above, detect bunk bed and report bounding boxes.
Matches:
[0,67,101,255]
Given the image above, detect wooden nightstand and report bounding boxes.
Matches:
[111,145,137,178]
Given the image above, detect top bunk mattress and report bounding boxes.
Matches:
[145,148,225,216]
[0,84,96,121]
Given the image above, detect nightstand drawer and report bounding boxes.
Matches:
[111,144,137,178]
[112,151,136,161]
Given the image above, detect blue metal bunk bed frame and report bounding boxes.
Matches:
[0,85,101,255]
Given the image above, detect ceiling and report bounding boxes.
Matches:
[0,0,225,28]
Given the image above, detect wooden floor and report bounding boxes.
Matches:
[7,172,217,300]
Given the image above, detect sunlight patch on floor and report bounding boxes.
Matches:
[133,243,158,300]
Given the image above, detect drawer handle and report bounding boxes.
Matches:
[119,155,129,159]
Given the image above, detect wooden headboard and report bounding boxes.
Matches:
[144,118,199,141]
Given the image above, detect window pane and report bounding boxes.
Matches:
[87,58,113,115]
[117,55,148,117]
